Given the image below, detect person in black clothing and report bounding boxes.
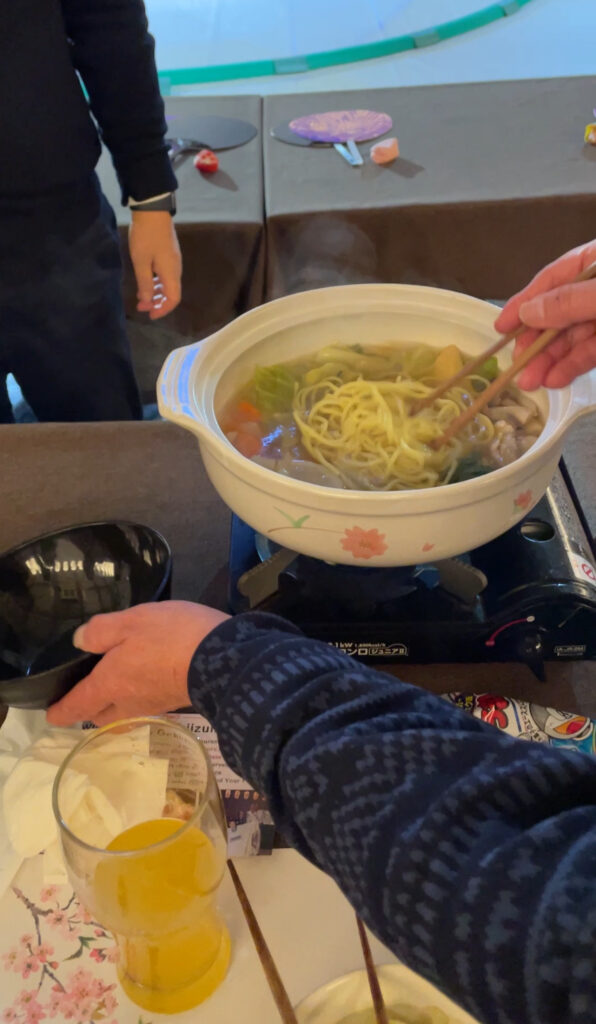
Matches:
[0,1,181,422]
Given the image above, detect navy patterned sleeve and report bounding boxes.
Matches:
[188,612,596,1024]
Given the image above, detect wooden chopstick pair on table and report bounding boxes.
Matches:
[228,860,390,1024]
[417,261,596,450]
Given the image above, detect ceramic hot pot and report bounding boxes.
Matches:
[157,285,595,567]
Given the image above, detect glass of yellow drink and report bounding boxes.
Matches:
[52,717,231,1014]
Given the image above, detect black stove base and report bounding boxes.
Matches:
[228,473,596,681]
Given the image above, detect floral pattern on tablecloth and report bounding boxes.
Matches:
[0,858,152,1024]
[444,692,596,753]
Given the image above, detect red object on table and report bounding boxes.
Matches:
[194,149,219,173]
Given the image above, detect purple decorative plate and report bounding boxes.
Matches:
[289,109,392,144]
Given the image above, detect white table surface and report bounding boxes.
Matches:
[233,850,398,1017]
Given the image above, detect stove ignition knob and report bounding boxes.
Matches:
[517,630,546,682]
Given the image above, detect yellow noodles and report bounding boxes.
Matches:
[222,341,540,491]
[292,375,495,490]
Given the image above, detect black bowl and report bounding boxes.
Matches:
[0,522,171,710]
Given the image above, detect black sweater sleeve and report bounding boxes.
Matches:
[189,612,596,1024]
[61,0,177,203]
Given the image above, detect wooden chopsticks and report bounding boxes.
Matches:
[227,860,299,1024]
[356,916,390,1024]
[229,861,389,1024]
[413,324,525,414]
[430,324,559,450]
[428,260,596,450]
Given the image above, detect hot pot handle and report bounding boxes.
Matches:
[157,342,204,432]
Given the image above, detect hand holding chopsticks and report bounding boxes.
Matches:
[426,261,596,450]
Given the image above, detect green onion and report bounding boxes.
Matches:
[479,355,499,381]
[450,456,493,484]
[252,365,295,414]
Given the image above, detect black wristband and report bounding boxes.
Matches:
[130,193,177,215]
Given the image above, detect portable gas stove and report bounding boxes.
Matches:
[228,470,596,681]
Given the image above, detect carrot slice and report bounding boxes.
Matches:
[237,401,262,423]
[235,432,262,458]
[237,421,262,439]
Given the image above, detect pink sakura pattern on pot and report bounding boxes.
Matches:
[514,489,533,512]
[340,526,388,560]
[1,885,151,1024]
[271,508,390,561]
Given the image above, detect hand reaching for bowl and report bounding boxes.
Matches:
[494,240,596,389]
[45,602,230,727]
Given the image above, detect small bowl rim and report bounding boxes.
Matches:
[0,518,171,568]
[294,963,479,1023]
[0,519,172,690]
[0,650,97,692]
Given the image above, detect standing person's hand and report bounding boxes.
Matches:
[495,240,596,389]
[45,602,229,727]
[129,211,182,320]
